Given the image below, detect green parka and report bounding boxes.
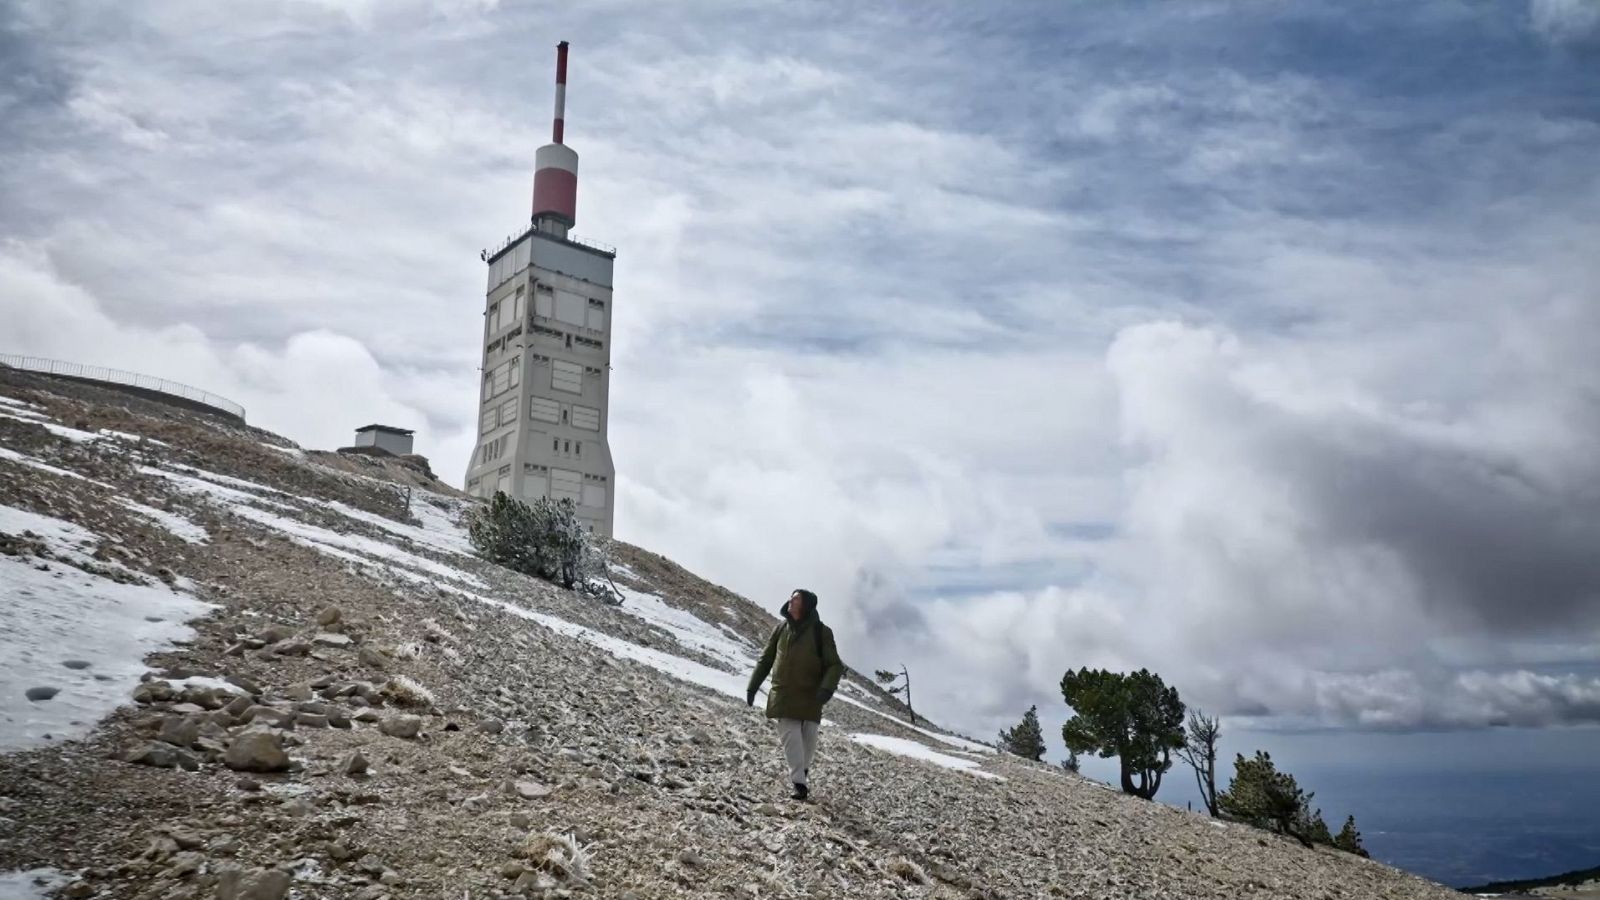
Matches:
[747,602,844,723]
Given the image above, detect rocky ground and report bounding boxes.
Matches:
[0,368,1471,900]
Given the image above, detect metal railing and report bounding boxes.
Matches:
[484,222,616,263]
[0,354,246,420]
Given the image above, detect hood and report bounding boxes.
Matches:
[778,595,818,624]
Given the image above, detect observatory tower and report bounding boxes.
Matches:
[464,41,616,536]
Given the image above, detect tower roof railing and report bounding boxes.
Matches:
[0,353,246,421]
[484,223,616,264]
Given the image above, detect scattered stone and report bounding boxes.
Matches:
[314,632,352,648]
[316,605,342,626]
[61,659,92,670]
[339,751,370,776]
[131,681,174,704]
[24,686,59,702]
[256,624,296,645]
[216,866,292,900]
[121,740,200,771]
[509,812,532,829]
[225,731,291,773]
[236,776,262,792]
[238,706,294,728]
[156,714,201,747]
[353,709,382,724]
[295,713,329,729]
[677,848,704,867]
[272,640,312,657]
[478,717,505,735]
[378,715,422,739]
[358,647,389,670]
[225,674,263,696]
[514,780,553,800]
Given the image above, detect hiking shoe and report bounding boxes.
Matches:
[790,782,809,801]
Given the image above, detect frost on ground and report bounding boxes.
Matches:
[0,506,211,752]
[0,868,68,899]
[116,500,208,544]
[849,733,1005,781]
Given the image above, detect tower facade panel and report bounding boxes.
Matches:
[465,229,616,536]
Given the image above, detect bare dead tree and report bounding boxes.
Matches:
[874,665,916,725]
[1175,709,1221,817]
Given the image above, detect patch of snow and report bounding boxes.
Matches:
[0,447,108,486]
[481,596,752,700]
[326,498,472,557]
[140,466,294,510]
[118,500,208,544]
[849,733,1004,781]
[0,508,214,752]
[611,586,756,673]
[170,676,245,695]
[260,442,303,457]
[99,429,168,446]
[0,395,46,414]
[0,504,100,555]
[226,503,483,587]
[0,868,69,898]
[0,409,101,443]
[835,696,995,754]
[164,465,289,495]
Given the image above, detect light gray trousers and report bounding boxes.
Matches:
[774,718,820,785]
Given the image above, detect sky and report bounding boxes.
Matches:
[3,0,1600,865]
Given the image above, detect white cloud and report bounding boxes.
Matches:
[1530,0,1600,44]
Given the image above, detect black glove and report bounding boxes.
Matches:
[746,689,757,707]
[816,688,834,705]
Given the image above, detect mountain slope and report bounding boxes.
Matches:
[0,367,1464,899]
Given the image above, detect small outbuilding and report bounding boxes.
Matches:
[352,424,414,457]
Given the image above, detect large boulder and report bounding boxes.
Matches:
[224,731,290,773]
[378,715,422,739]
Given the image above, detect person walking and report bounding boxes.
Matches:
[746,588,844,801]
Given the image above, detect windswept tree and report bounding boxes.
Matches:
[874,665,916,725]
[998,705,1047,761]
[1217,751,1318,848]
[1061,749,1081,774]
[1334,816,1369,857]
[1059,667,1186,800]
[1174,709,1222,817]
[467,493,617,602]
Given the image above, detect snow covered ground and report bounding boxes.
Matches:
[849,733,1004,781]
[0,505,212,752]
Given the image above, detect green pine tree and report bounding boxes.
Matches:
[1059,667,1186,800]
[1216,751,1318,848]
[1333,815,1369,857]
[998,705,1047,761]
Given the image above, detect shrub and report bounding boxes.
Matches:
[467,493,617,602]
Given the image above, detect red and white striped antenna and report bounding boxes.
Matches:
[532,40,579,229]
[552,40,568,144]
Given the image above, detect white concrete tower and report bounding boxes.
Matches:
[464,40,617,536]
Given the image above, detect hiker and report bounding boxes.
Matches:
[746,588,844,801]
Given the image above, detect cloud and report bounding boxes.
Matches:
[0,242,476,469]
[1530,0,1600,45]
